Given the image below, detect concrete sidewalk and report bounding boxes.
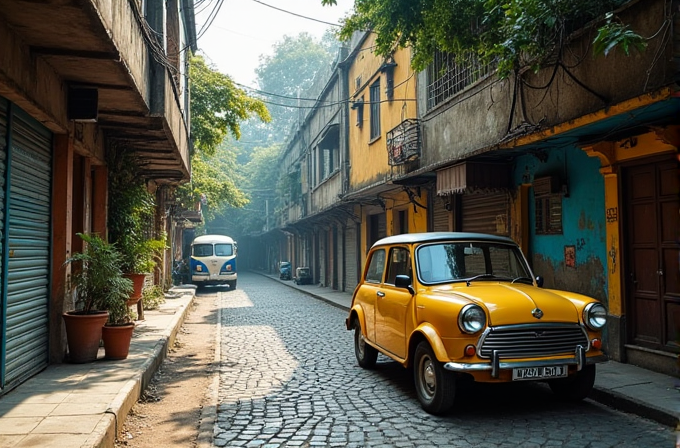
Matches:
[0,285,196,448]
[267,272,680,429]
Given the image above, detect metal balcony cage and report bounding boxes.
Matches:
[386,119,421,166]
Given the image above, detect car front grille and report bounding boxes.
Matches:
[478,324,589,359]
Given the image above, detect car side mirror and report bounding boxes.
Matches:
[535,276,544,287]
[395,275,415,295]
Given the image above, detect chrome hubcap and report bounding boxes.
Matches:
[420,356,436,397]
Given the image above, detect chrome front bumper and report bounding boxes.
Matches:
[443,345,608,378]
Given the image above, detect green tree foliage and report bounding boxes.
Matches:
[254,32,337,140]
[190,55,270,156]
[322,0,644,77]
[178,55,270,218]
[208,143,281,237]
[176,140,249,223]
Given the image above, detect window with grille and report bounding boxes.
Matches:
[426,50,495,110]
[370,81,381,140]
[535,194,563,235]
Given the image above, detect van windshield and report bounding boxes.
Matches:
[193,244,213,257]
[215,244,233,256]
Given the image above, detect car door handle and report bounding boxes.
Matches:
[377,291,385,298]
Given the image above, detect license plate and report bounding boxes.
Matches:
[512,365,568,381]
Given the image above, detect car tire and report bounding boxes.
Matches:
[228,280,237,290]
[413,341,455,415]
[353,318,377,369]
[548,364,596,401]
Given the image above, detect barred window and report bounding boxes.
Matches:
[426,50,495,110]
[535,195,563,235]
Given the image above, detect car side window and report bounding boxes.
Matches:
[365,249,386,284]
[385,247,411,285]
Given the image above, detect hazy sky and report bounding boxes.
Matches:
[194,0,355,88]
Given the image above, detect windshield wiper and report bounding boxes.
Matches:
[511,276,534,285]
[466,274,496,286]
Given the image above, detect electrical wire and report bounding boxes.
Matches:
[249,0,342,27]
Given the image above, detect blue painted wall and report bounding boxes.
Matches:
[513,146,608,303]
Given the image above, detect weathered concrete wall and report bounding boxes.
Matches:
[311,172,342,214]
[419,0,674,168]
[93,0,149,107]
[0,14,66,133]
[513,146,607,303]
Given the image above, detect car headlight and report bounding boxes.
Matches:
[458,304,486,334]
[584,303,607,331]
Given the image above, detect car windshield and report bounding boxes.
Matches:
[416,241,532,284]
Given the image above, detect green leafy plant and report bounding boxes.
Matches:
[141,285,166,311]
[593,13,647,57]
[107,146,163,274]
[67,233,134,324]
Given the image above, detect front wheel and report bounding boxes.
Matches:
[228,280,237,290]
[549,364,596,401]
[413,341,456,414]
[353,318,377,369]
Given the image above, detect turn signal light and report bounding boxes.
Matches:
[591,339,602,350]
[464,345,476,357]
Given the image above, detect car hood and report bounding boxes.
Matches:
[433,282,580,326]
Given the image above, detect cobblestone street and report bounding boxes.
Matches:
[211,273,675,448]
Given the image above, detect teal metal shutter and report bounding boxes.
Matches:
[3,106,51,389]
[0,99,7,388]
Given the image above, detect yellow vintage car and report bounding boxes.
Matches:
[348,232,607,414]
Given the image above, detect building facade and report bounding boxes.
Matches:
[262,1,679,376]
[0,0,195,392]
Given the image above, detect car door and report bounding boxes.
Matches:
[355,248,386,343]
[375,246,413,359]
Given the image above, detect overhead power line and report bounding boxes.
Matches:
[249,0,342,27]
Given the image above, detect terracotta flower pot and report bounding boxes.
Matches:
[62,311,109,363]
[102,323,135,360]
[124,273,146,301]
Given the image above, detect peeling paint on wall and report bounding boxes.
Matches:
[533,254,607,304]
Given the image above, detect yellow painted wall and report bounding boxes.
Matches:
[348,34,417,191]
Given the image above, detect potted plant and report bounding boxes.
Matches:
[100,278,136,360]
[63,233,133,363]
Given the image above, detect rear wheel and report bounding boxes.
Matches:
[353,318,377,369]
[549,364,596,401]
[413,341,456,414]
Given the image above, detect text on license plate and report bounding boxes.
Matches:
[512,365,568,381]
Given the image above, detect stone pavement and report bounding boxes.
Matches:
[267,273,680,429]
[0,275,677,448]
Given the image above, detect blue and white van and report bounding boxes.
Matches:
[190,234,237,289]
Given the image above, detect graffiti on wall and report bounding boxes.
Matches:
[606,207,618,223]
[564,245,576,268]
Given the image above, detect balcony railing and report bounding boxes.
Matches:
[386,119,421,166]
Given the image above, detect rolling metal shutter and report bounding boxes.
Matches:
[432,195,450,232]
[0,100,7,387]
[3,106,51,389]
[344,223,358,292]
[461,192,510,235]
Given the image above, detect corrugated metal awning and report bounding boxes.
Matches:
[436,162,511,195]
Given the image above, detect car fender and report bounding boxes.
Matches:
[410,322,449,363]
[347,305,366,332]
